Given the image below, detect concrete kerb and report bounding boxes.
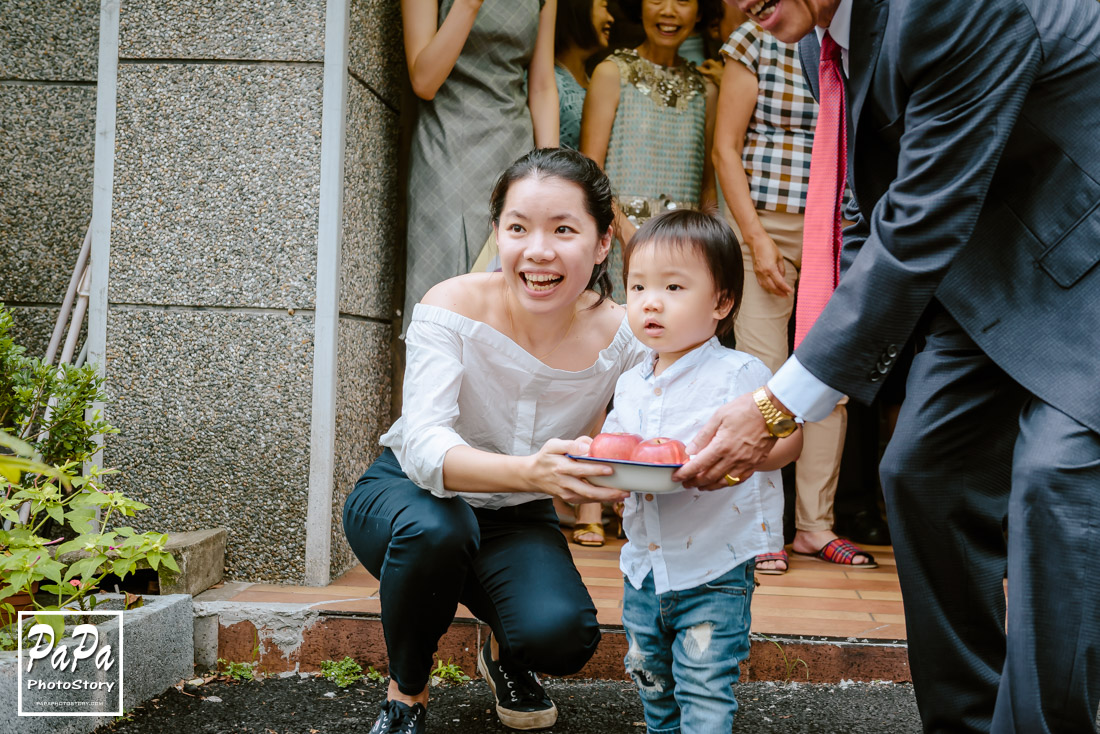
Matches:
[0,593,193,734]
[191,594,912,684]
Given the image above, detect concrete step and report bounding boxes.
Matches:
[192,588,910,684]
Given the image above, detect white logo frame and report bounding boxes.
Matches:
[17,610,124,717]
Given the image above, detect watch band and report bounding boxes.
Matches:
[753,387,797,437]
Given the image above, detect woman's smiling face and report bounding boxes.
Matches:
[494,174,612,313]
[592,0,614,48]
[641,0,700,53]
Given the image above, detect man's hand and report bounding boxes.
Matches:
[673,391,777,490]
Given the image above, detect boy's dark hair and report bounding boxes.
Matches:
[556,0,603,55]
[489,148,615,307]
[622,208,744,336]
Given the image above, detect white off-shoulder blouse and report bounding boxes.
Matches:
[380,303,648,509]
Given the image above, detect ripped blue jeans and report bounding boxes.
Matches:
[621,561,754,734]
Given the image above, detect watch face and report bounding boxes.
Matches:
[772,418,798,438]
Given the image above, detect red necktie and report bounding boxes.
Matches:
[794,32,847,349]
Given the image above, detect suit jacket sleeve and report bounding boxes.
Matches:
[795,0,1042,402]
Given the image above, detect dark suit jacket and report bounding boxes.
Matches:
[794,0,1100,433]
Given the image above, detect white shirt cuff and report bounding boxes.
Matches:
[767,356,846,423]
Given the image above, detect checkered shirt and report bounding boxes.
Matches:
[722,21,817,214]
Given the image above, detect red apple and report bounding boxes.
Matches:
[589,432,643,460]
[630,437,689,465]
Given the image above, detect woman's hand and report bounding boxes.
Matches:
[525,438,629,504]
[748,236,793,297]
[697,58,724,88]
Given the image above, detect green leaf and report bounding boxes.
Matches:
[111,558,135,579]
[159,553,180,573]
[45,505,63,525]
[147,553,160,572]
[34,613,65,645]
[54,538,86,557]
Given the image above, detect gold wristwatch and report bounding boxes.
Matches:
[753,387,798,438]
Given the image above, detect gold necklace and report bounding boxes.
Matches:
[503,284,578,361]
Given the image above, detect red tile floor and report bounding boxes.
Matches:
[222,534,906,643]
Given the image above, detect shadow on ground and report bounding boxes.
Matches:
[94,676,924,733]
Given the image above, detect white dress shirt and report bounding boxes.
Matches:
[380,303,649,509]
[605,338,786,594]
[768,0,855,422]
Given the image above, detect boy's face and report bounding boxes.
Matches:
[626,241,733,368]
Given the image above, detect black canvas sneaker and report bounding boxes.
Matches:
[368,698,426,734]
[477,635,559,730]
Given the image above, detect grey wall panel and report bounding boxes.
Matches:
[348,0,403,109]
[104,308,314,582]
[118,0,325,62]
[110,64,323,308]
[0,0,99,81]
[329,317,392,578]
[0,85,96,304]
[340,78,400,320]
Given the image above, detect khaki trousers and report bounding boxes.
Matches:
[727,208,847,533]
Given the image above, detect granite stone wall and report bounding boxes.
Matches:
[101,0,403,584]
[328,0,404,578]
[0,0,100,354]
[1,0,401,585]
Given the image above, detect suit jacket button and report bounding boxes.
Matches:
[876,362,890,374]
[886,344,899,358]
[869,371,883,382]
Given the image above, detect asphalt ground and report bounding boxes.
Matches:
[93,675,925,733]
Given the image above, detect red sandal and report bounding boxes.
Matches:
[792,538,878,569]
[754,549,789,575]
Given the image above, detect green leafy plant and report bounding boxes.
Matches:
[320,656,365,688]
[0,305,178,648]
[365,665,386,683]
[0,308,114,467]
[430,657,471,686]
[217,658,257,682]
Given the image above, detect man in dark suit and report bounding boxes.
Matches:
[675,0,1100,731]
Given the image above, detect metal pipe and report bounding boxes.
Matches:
[44,228,92,366]
[58,265,91,367]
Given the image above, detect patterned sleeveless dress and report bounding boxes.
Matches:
[602,49,707,303]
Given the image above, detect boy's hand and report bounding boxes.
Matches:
[570,435,593,457]
[673,392,776,489]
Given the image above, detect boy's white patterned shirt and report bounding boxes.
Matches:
[605,337,785,594]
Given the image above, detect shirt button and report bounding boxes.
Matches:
[654,387,662,396]
[645,494,654,501]
[648,542,659,551]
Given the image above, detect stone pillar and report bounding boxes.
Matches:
[87,0,403,584]
[0,1,100,353]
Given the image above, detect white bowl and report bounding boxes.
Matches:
[567,454,686,494]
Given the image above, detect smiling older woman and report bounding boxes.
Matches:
[344,149,648,733]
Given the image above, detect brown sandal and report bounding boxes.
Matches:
[571,522,605,547]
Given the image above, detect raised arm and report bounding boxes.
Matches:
[527,0,560,147]
[402,0,483,101]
